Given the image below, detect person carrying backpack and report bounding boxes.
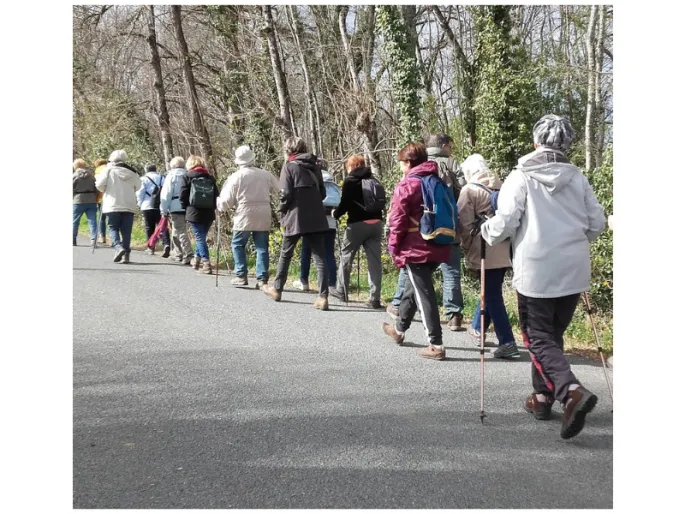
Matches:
[480,114,606,439]
[137,163,170,257]
[293,163,340,293]
[72,159,98,246]
[331,154,385,309]
[93,158,108,245]
[381,142,452,360]
[179,155,220,274]
[160,156,193,265]
[458,154,519,360]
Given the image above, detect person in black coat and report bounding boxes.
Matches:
[179,155,219,274]
[263,137,330,310]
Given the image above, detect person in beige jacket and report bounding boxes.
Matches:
[458,154,519,359]
[217,145,280,288]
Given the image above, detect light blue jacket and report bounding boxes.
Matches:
[137,172,165,210]
[160,167,188,215]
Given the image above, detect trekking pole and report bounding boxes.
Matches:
[215,212,220,287]
[582,291,613,409]
[357,252,361,300]
[472,215,488,424]
[334,221,349,306]
[92,209,100,254]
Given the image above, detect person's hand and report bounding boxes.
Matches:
[608,214,613,231]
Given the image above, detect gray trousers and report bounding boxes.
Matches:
[169,213,193,261]
[337,221,383,302]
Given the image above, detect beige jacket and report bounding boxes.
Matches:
[95,163,142,214]
[457,169,511,270]
[217,165,280,232]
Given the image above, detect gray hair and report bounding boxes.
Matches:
[283,136,308,156]
[108,149,127,163]
[533,114,574,152]
[169,156,185,169]
[425,133,453,149]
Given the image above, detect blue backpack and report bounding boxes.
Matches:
[473,184,500,215]
[323,180,341,208]
[408,173,459,245]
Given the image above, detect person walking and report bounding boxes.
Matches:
[160,156,193,265]
[217,145,280,288]
[263,136,330,310]
[481,114,606,439]
[72,159,98,246]
[179,155,220,274]
[137,163,171,257]
[387,134,466,329]
[458,154,519,359]
[381,142,452,360]
[95,150,142,263]
[331,154,384,309]
[93,158,108,245]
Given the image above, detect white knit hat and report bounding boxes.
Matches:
[108,149,127,163]
[234,145,256,166]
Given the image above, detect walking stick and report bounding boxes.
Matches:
[582,291,613,409]
[357,252,361,300]
[472,215,488,424]
[92,209,100,254]
[334,221,349,306]
[215,212,220,287]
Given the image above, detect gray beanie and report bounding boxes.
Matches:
[144,163,157,173]
[533,114,574,152]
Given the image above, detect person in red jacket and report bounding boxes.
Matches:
[382,142,451,360]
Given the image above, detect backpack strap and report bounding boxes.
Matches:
[408,216,419,232]
[144,175,161,197]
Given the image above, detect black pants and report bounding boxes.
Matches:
[141,209,170,248]
[517,292,580,403]
[274,233,329,297]
[396,262,443,346]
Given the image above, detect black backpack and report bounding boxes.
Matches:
[189,175,215,209]
[355,177,386,214]
[146,176,162,209]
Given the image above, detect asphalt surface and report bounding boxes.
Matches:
[73,241,613,508]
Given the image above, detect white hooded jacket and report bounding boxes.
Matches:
[136,172,165,210]
[95,163,142,214]
[216,164,279,232]
[481,147,605,298]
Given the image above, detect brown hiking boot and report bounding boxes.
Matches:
[447,313,464,331]
[386,304,399,319]
[199,260,212,274]
[418,344,446,361]
[524,393,554,420]
[314,296,329,311]
[262,284,282,302]
[381,322,405,345]
[560,386,598,439]
[192,256,201,270]
[231,276,248,286]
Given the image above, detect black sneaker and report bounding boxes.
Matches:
[122,253,130,264]
[493,343,520,359]
[364,300,382,310]
[113,248,126,263]
[330,288,347,302]
[162,246,171,258]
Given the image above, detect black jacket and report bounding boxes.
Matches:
[334,166,383,224]
[278,153,329,236]
[179,167,219,225]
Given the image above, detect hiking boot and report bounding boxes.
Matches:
[493,342,520,359]
[231,276,248,287]
[73,240,77,247]
[381,322,405,345]
[162,246,171,258]
[263,284,282,302]
[560,386,598,439]
[122,253,130,264]
[364,300,382,310]
[183,257,192,266]
[330,288,347,302]
[418,344,446,361]
[314,296,329,311]
[447,313,464,332]
[145,247,155,255]
[100,236,107,245]
[113,248,126,263]
[192,256,201,270]
[199,260,212,274]
[524,393,554,420]
[292,279,309,292]
[386,304,399,319]
[256,280,267,290]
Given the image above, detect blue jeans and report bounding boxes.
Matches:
[471,268,515,346]
[392,244,464,315]
[232,230,270,281]
[73,203,98,242]
[300,229,337,287]
[106,211,134,254]
[97,204,107,239]
[188,221,212,260]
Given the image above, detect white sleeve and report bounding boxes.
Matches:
[583,175,606,242]
[481,170,527,246]
[217,174,236,212]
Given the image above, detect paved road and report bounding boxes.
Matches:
[73,242,613,508]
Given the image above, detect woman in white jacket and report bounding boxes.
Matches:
[481,115,605,440]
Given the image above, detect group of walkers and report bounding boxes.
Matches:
[73,113,607,439]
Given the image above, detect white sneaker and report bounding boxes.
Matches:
[292,280,309,291]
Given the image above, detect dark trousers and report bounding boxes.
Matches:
[141,209,170,248]
[300,229,337,287]
[275,232,329,297]
[106,212,134,255]
[517,292,581,403]
[396,262,443,346]
[97,204,107,240]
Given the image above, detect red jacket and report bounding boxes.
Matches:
[387,160,451,268]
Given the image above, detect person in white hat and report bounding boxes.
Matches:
[217,145,280,288]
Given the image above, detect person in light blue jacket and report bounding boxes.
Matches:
[160,156,193,265]
[137,163,170,256]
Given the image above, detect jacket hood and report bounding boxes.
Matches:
[524,163,578,195]
[73,168,94,179]
[407,160,439,177]
[110,163,139,181]
[426,147,449,158]
[290,152,317,164]
[468,169,501,189]
[349,166,372,179]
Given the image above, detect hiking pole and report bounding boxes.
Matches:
[582,291,613,409]
[334,221,349,306]
[472,215,488,424]
[215,211,220,287]
[92,209,100,254]
[357,252,361,300]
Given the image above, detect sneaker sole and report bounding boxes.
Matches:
[381,323,404,345]
[493,351,521,359]
[113,250,126,263]
[561,393,598,439]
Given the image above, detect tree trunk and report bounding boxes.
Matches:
[338,6,360,94]
[261,5,294,138]
[171,5,213,167]
[584,5,598,171]
[594,5,607,166]
[146,5,174,168]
